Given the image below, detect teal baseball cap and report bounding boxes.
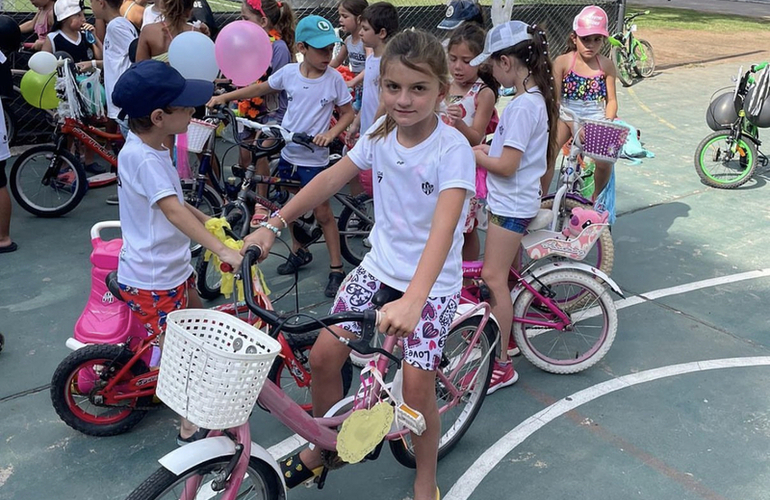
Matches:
[296,15,341,49]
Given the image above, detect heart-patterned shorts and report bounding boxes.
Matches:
[330,266,460,371]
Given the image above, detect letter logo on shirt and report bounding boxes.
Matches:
[421,181,434,196]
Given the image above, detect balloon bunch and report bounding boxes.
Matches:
[20,51,60,110]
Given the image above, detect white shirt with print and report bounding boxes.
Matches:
[359,54,381,134]
[104,17,137,119]
[485,88,549,218]
[347,116,475,296]
[268,63,352,167]
[117,133,192,289]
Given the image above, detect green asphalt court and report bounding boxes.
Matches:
[4,53,770,499]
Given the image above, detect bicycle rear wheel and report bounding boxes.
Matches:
[694,131,757,189]
[10,145,88,217]
[125,457,282,500]
[512,270,617,374]
[633,39,655,78]
[338,193,374,266]
[611,47,634,87]
[194,255,223,300]
[389,317,496,468]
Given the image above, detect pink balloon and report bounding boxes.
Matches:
[215,21,272,87]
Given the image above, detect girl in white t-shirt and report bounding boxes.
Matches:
[330,0,368,111]
[245,29,475,500]
[472,21,558,394]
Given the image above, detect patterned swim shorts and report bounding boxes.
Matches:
[118,274,196,337]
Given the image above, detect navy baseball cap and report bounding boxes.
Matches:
[438,0,482,30]
[112,60,214,120]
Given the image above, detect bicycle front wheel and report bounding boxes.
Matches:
[338,193,374,266]
[633,39,655,78]
[183,180,224,257]
[513,270,617,374]
[125,457,283,500]
[389,317,496,468]
[194,255,223,300]
[694,131,757,189]
[611,47,634,87]
[10,145,88,217]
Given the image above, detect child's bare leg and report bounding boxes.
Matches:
[592,161,613,198]
[403,363,439,500]
[462,228,480,262]
[315,200,343,269]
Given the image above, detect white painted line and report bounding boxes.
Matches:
[445,357,770,500]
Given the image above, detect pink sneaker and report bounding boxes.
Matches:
[487,360,518,395]
[508,336,520,357]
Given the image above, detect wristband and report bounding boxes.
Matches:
[258,221,281,237]
[271,211,288,229]
[91,60,97,69]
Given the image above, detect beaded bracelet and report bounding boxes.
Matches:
[271,211,288,229]
[259,221,281,236]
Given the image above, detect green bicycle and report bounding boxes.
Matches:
[608,10,655,87]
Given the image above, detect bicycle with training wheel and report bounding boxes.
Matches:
[608,10,655,87]
[694,62,769,189]
[124,246,497,499]
[49,251,354,436]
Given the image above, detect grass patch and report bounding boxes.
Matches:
[627,4,770,32]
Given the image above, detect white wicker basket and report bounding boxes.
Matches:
[156,309,281,429]
[186,119,217,153]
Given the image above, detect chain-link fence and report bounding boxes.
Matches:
[3,0,623,147]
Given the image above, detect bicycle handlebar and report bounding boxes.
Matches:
[239,247,396,362]
[235,117,315,148]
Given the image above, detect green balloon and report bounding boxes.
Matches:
[20,70,59,110]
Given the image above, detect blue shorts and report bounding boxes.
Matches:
[277,158,327,187]
[489,213,533,234]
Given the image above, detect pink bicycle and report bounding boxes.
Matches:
[125,246,497,500]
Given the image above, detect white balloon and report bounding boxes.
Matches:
[28,51,58,75]
[168,31,219,81]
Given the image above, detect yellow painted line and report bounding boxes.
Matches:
[627,87,677,130]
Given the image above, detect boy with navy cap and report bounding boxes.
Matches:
[208,15,354,298]
[112,60,242,443]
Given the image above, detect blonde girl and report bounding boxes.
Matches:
[472,21,559,394]
[444,22,498,261]
[244,29,475,500]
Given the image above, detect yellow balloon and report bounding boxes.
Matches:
[20,70,59,110]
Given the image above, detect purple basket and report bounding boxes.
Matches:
[583,120,630,162]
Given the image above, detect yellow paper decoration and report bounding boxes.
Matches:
[336,401,394,464]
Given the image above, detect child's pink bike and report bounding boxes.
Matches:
[124,246,497,500]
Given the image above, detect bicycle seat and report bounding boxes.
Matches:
[527,209,554,232]
[105,271,126,302]
[372,284,404,308]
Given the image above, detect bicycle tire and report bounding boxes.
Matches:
[194,255,222,300]
[182,181,223,257]
[389,317,496,468]
[633,39,655,78]
[338,193,374,266]
[611,47,634,87]
[50,344,152,436]
[512,270,617,374]
[125,456,282,500]
[267,332,353,413]
[532,196,615,276]
[694,131,757,189]
[10,145,88,217]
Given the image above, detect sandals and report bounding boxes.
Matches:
[176,427,209,447]
[249,203,271,229]
[276,248,313,275]
[279,452,323,489]
[324,265,345,298]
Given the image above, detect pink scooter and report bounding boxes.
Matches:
[65,221,151,356]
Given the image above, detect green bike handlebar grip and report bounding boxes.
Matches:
[752,62,768,72]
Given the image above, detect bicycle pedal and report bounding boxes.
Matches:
[395,403,426,436]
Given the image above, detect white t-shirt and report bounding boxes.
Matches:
[344,36,366,74]
[486,89,549,218]
[359,54,381,134]
[104,17,138,119]
[142,4,163,28]
[268,63,352,167]
[117,133,193,289]
[347,116,475,296]
[0,95,9,162]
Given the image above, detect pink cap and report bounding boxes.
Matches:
[573,6,609,37]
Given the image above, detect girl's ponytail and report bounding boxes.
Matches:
[261,0,296,58]
[523,24,559,170]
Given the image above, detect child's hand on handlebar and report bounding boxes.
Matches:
[218,247,243,270]
[379,298,422,338]
[313,131,335,147]
[207,94,229,109]
[241,229,275,261]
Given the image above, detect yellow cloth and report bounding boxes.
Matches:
[203,218,271,300]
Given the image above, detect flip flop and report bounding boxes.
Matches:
[0,242,18,254]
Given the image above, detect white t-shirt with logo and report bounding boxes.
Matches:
[117,133,193,290]
[486,88,549,218]
[104,17,138,119]
[268,63,352,167]
[359,54,381,134]
[347,116,475,296]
